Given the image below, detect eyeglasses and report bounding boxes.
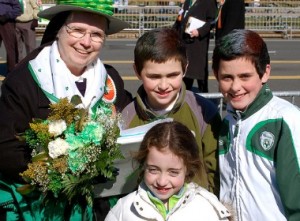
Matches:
[65,24,105,43]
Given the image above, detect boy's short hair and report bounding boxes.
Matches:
[212,29,270,78]
[134,28,187,74]
[133,121,202,182]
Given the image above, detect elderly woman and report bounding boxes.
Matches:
[0,0,132,220]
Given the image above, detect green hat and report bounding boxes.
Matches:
[38,0,129,35]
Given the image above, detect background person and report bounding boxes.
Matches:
[105,121,232,221]
[16,0,40,61]
[214,0,245,43]
[0,0,22,74]
[0,0,131,220]
[212,29,300,220]
[173,0,216,92]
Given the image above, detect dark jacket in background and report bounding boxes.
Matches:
[0,0,22,22]
[174,0,216,81]
[0,0,22,73]
[215,0,245,42]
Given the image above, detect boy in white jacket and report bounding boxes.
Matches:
[212,29,300,220]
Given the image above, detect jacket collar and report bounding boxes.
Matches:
[135,84,186,120]
[227,84,273,120]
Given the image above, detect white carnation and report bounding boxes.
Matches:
[49,120,67,137]
[48,138,70,159]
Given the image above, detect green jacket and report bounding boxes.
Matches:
[121,85,221,194]
[0,175,92,221]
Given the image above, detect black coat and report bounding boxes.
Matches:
[0,44,132,183]
[215,0,245,41]
[174,0,216,80]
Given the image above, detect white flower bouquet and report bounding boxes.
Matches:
[17,95,123,207]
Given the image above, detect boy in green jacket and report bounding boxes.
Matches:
[119,28,221,195]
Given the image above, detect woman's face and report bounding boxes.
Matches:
[57,12,107,76]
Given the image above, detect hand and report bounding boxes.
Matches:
[30,19,38,30]
[189,29,199,38]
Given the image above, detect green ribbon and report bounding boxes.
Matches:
[57,0,114,16]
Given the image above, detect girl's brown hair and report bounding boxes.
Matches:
[133,121,202,183]
[134,28,187,75]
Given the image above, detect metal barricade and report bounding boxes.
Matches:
[245,6,300,38]
[113,5,300,38]
[38,3,300,38]
[114,5,180,36]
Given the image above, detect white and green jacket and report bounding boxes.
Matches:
[105,182,231,221]
[219,84,300,221]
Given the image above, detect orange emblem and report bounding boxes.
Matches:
[103,75,117,103]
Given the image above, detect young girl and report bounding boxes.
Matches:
[105,121,232,221]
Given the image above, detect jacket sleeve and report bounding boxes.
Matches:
[30,0,40,19]
[0,51,50,183]
[276,109,300,220]
[6,0,22,19]
[0,77,34,182]
[105,211,119,221]
[190,94,221,196]
[194,94,221,196]
[202,112,221,196]
[105,199,123,221]
[105,64,133,112]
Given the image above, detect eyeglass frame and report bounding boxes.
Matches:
[64,24,106,43]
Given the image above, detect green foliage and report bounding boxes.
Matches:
[17,95,123,206]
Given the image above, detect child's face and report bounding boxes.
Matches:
[144,146,186,204]
[215,58,270,111]
[135,58,184,110]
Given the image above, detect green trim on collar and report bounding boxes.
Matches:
[28,63,59,103]
[147,184,187,219]
[91,98,103,114]
[136,84,186,120]
[28,63,103,115]
[233,84,273,120]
